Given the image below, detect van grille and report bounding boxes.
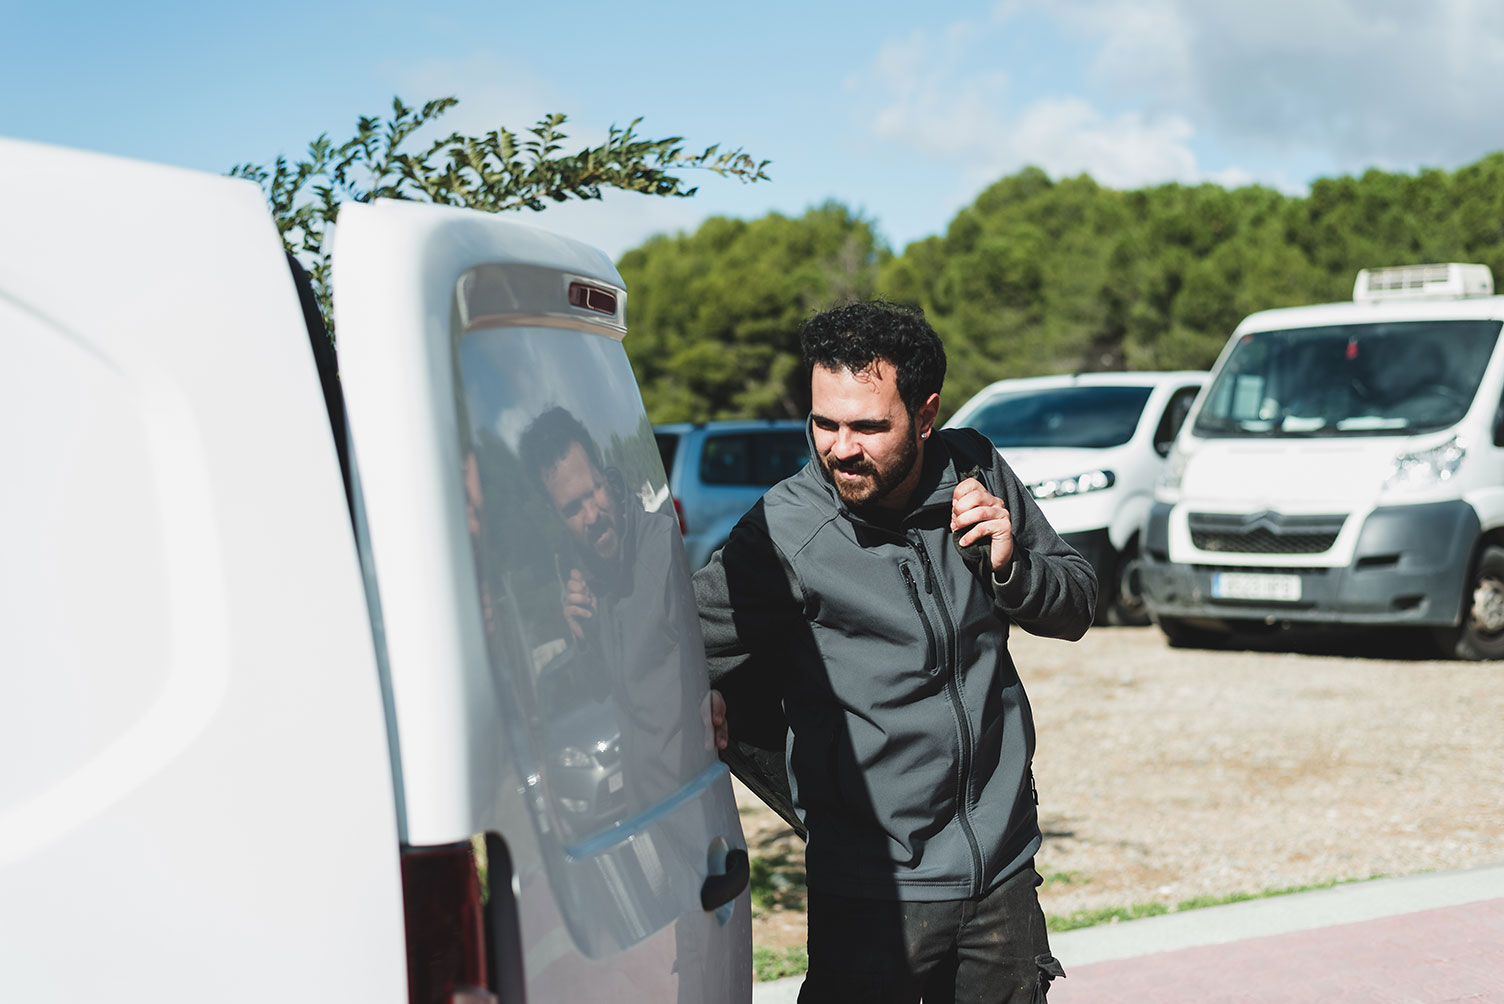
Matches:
[1188,511,1346,555]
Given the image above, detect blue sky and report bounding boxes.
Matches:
[7,1,1504,260]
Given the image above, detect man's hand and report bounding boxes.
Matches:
[951,477,1014,575]
[702,689,729,752]
[562,567,596,640]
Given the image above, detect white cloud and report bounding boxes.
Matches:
[1029,0,1504,171]
[849,24,1223,198]
[860,0,1504,212]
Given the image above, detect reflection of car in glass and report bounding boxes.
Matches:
[2,137,751,1002]
[945,372,1206,624]
[535,651,626,837]
[655,419,810,568]
[1143,263,1504,659]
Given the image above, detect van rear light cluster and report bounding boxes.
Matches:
[568,281,619,316]
[400,840,496,1004]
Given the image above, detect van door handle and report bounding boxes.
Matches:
[700,848,749,911]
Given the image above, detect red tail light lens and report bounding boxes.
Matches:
[400,841,495,1004]
[673,496,687,535]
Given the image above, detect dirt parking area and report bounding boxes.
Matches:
[738,624,1504,954]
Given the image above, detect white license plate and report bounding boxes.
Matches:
[607,772,624,793]
[1212,572,1302,602]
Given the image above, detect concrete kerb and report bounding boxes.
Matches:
[749,863,1504,1002]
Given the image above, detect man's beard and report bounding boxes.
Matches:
[821,427,921,508]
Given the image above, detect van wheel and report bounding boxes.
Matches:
[1156,616,1229,650]
[1106,546,1151,627]
[1435,546,1504,660]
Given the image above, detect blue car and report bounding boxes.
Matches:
[655,419,810,568]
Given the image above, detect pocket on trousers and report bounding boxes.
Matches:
[1032,952,1066,1001]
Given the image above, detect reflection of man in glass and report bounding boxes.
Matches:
[519,406,707,814]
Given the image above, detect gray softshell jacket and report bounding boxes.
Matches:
[693,426,1097,901]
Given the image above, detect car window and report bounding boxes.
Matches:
[1153,385,1202,456]
[699,430,809,486]
[966,386,1154,449]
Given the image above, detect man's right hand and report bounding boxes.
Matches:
[562,567,596,640]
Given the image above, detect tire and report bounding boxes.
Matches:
[1105,545,1152,627]
[1155,616,1231,650]
[1434,545,1504,660]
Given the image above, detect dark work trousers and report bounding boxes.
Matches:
[797,862,1066,1004]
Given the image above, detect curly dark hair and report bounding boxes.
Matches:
[518,405,603,488]
[800,300,947,415]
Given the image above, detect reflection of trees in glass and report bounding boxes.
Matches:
[604,412,670,510]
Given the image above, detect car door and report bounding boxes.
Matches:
[0,139,407,999]
[333,200,752,1003]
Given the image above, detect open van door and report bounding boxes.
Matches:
[0,139,408,998]
[333,200,753,1002]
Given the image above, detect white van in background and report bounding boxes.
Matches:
[946,372,1206,624]
[0,138,751,1002]
[1141,263,1504,659]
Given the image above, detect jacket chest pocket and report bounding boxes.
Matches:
[900,562,940,677]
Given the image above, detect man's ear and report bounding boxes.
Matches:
[916,393,941,440]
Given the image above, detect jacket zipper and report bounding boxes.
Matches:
[910,532,985,897]
[900,564,939,675]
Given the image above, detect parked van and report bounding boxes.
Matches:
[1141,263,1504,659]
[945,372,1206,624]
[0,138,751,1001]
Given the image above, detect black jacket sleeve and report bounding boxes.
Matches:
[693,504,809,838]
[948,427,1099,640]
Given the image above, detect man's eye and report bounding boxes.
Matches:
[562,501,582,518]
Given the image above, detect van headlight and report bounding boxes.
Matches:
[1383,437,1465,493]
[1028,469,1115,500]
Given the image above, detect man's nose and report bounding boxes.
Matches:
[832,427,862,459]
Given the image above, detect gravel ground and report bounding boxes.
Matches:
[737,624,1504,954]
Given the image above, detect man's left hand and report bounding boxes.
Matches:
[951,477,1014,575]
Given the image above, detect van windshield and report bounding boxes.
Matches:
[1193,320,1502,438]
[967,385,1154,449]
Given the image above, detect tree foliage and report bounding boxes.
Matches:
[621,153,1504,422]
[617,203,887,422]
[230,96,771,319]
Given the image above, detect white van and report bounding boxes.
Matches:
[1141,263,1504,659]
[945,371,1206,624]
[0,138,751,1001]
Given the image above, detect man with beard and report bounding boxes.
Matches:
[693,301,1097,1003]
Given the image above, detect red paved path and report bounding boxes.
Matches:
[1052,898,1504,1003]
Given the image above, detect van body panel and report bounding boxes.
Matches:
[0,139,407,997]
[333,200,751,1000]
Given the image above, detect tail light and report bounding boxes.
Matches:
[673,496,687,536]
[400,841,496,1004]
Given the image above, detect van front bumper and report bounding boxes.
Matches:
[1140,500,1478,627]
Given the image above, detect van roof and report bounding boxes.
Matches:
[1238,294,1504,333]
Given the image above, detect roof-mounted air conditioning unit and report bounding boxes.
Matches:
[1353,262,1494,303]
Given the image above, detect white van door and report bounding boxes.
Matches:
[0,140,407,999]
[333,200,753,1002]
